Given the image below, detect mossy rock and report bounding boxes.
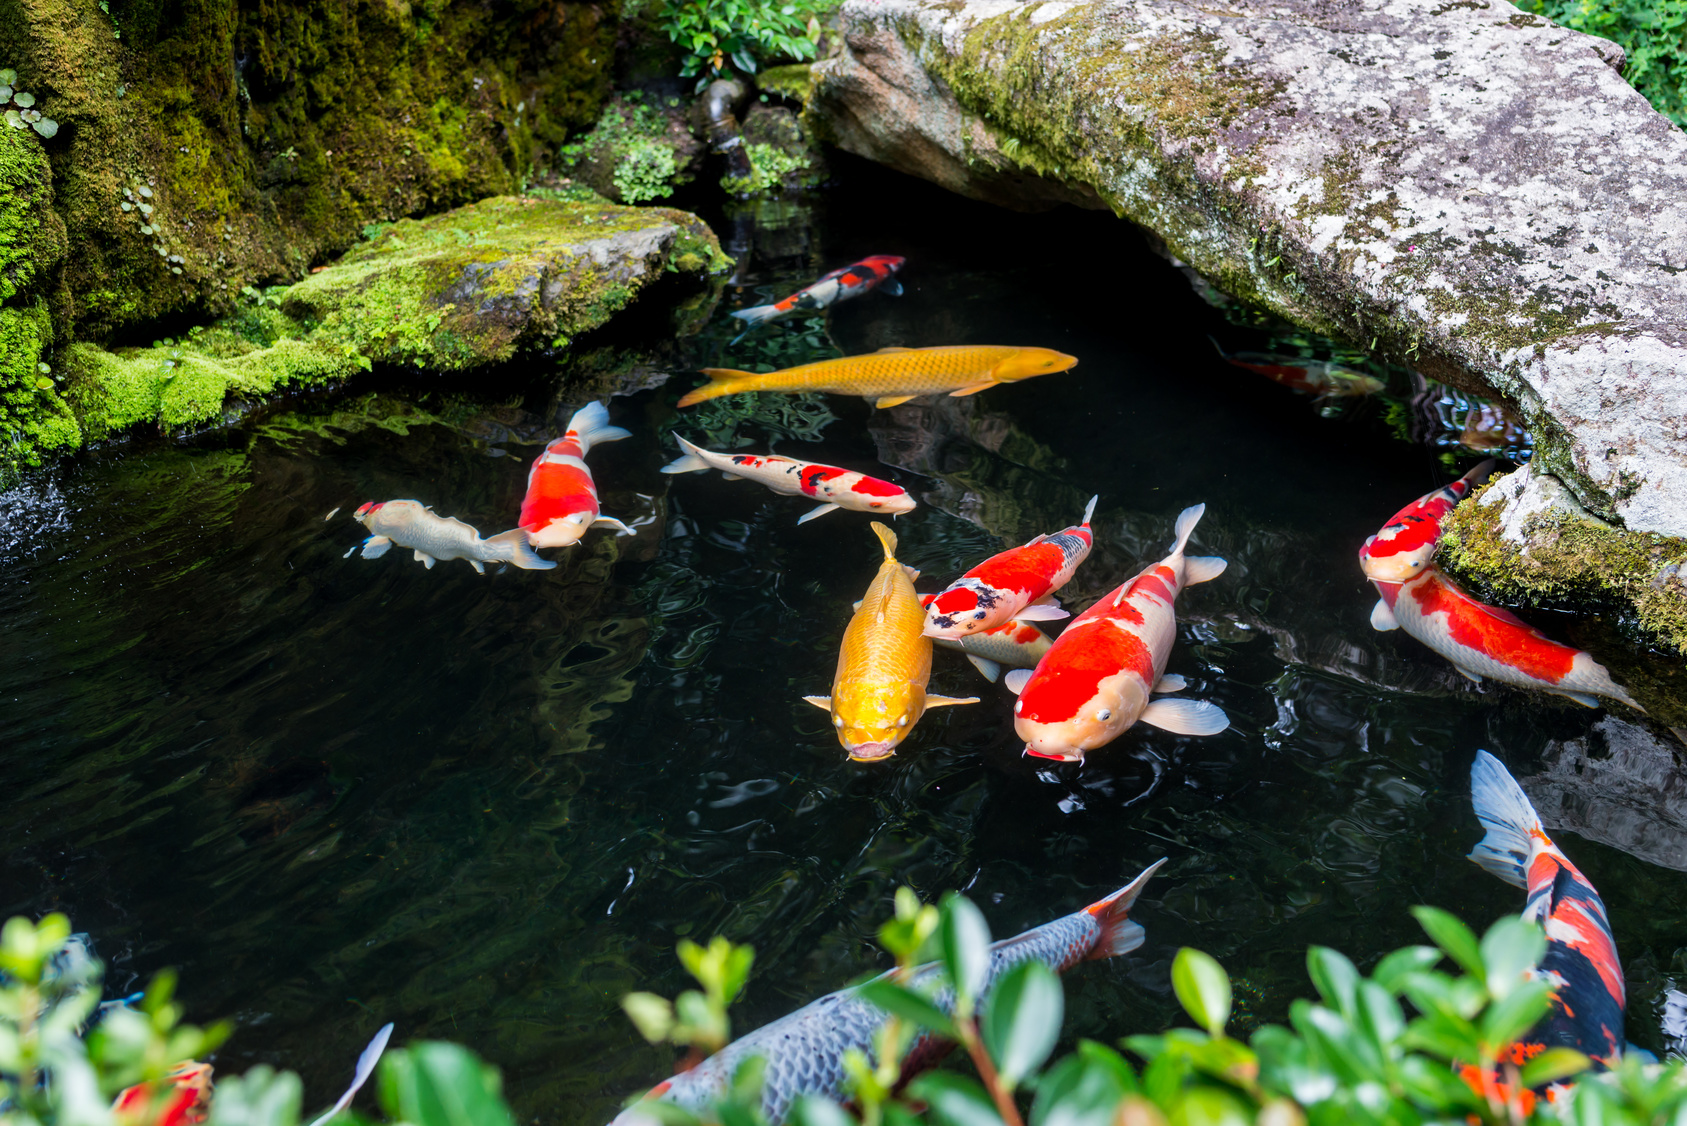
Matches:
[0,125,65,303]
[282,195,730,370]
[756,64,815,105]
[722,104,826,197]
[558,94,705,205]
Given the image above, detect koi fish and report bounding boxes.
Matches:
[1367,569,1641,710]
[1006,504,1229,763]
[348,500,555,573]
[660,434,916,523]
[1466,750,1624,1075]
[1461,402,1528,453]
[803,522,977,761]
[676,345,1078,410]
[1210,338,1384,397]
[924,496,1098,639]
[609,860,1167,1126]
[729,254,905,339]
[519,401,636,549]
[919,594,1054,682]
[114,1061,214,1126]
[1359,460,1495,582]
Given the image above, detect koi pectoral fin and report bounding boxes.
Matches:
[1013,603,1069,622]
[1370,599,1400,631]
[797,503,841,524]
[925,695,980,708]
[1557,691,1602,708]
[802,695,833,711]
[358,535,393,559]
[947,382,998,397]
[413,550,437,569]
[1455,666,1484,684]
[594,516,637,537]
[966,655,1003,682]
[880,279,904,296]
[1139,698,1229,736]
[874,395,917,409]
[1003,669,1032,695]
[1154,674,1186,694]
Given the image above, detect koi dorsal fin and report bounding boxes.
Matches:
[870,520,898,562]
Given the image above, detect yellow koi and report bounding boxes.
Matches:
[677,345,1078,409]
[804,522,978,761]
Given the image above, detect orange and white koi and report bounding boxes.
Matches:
[729,254,904,340]
[349,500,555,573]
[660,434,916,523]
[518,401,635,549]
[1210,338,1383,397]
[1358,460,1494,582]
[1467,750,1625,1071]
[915,593,1054,682]
[676,345,1078,410]
[1367,570,1641,709]
[114,1062,214,1126]
[803,522,977,761]
[923,496,1097,639]
[1005,504,1229,763]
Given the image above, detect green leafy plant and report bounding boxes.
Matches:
[1,68,59,138]
[653,0,829,87]
[1520,0,1687,128]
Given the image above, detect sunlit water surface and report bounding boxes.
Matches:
[4,160,1686,1122]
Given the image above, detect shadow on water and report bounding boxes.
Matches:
[3,154,1686,1121]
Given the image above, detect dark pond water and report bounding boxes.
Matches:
[4,157,1686,1122]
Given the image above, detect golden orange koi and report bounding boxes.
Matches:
[804,522,978,761]
[677,345,1078,410]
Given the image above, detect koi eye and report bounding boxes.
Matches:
[833,717,844,728]
[1013,701,1022,714]
[897,716,908,727]
[1097,708,1112,721]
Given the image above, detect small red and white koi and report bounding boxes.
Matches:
[923,496,1098,639]
[915,593,1053,682]
[519,401,636,550]
[660,434,916,523]
[1005,504,1229,763]
[1368,570,1642,710]
[729,255,905,340]
[1358,460,1494,583]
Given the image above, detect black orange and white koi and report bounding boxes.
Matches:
[923,496,1098,639]
[729,254,905,340]
[1461,750,1625,1108]
[348,500,554,573]
[660,434,916,523]
[1358,460,1494,582]
[519,401,636,550]
[1005,504,1228,763]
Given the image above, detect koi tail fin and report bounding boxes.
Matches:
[661,433,712,475]
[304,1023,394,1126]
[729,303,785,329]
[1461,458,1498,494]
[1169,503,1206,556]
[561,401,632,454]
[1468,750,1546,890]
[1084,858,1168,960]
[483,529,557,571]
[677,369,757,408]
[1080,494,1098,526]
[870,520,898,561]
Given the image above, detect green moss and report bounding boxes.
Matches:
[756,63,814,103]
[1441,479,1687,660]
[558,94,701,205]
[723,105,824,196]
[0,300,79,484]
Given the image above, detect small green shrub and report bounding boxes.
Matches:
[1520,0,1687,127]
[645,0,833,88]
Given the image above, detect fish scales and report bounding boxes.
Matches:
[610,864,1163,1126]
[677,345,1077,408]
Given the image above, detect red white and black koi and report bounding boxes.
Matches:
[1358,460,1494,582]
[915,593,1053,681]
[924,496,1098,639]
[729,255,905,340]
[1467,750,1625,1070]
[609,861,1165,1126]
[660,434,916,523]
[1006,504,1228,763]
[1209,337,1384,398]
[519,401,636,550]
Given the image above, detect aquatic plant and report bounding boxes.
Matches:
[0,69,59,139]
[643,0,832,88]
[621,894,1687,1126]
[1519,0,1687,128]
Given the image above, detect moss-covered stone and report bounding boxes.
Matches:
[721,104,825,196]
[558,93,704,204]
[282,194,728,369]
[756,63,814,105]
[0,300,80,480]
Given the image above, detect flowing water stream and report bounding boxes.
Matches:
[4,159,1685,1122]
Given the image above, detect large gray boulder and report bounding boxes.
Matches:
[807,0,1687,542]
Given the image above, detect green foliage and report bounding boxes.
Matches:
[624,936,756,1056]
[0,68,59,139]
[559,96,691,204]
[651,0,832,86]
[720,143,816,197]
[1519,0,1687,127]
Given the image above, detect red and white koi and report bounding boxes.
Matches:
[518,401,635,550]
[1367,570,1642,710]
[660,434,916,523]
[1358,460,1494,582]
[1210,337,1384,398]
[915,593,1053,682]
[923,496,1098,639]
[729,254,905,339]
[1467,751,1625,1072]
[1005,504,1229,763]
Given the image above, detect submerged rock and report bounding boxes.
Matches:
[1523,717,1687,873]
[806,0,1687,545]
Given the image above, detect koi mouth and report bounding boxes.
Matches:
[1023,744,1079,763]
[847,741,896,762]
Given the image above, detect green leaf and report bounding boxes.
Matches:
[787,1095,856,1126]
[1168,1086,1253,1126]
[1353,980,1405,1055]
[377,1042,515,1126]
[1410,907,1483,982]
[909,1071,1007,1126]
[1479,979,1554,1050]
[1518,1046,1592,1088]
[982,960,1063,1087]
[1034,1052,1135,1126]
[13,91,34,108]
[939,895,992,1015]
[1306,947,1360,1019]
[206,1064,304,1126]
[1171,948,1232,1036]
[1370,946,1442,993]
[621,993,675,1043]
[856,977,958,1039]
[0,69,16,86]
[1477,917,1545,1001]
